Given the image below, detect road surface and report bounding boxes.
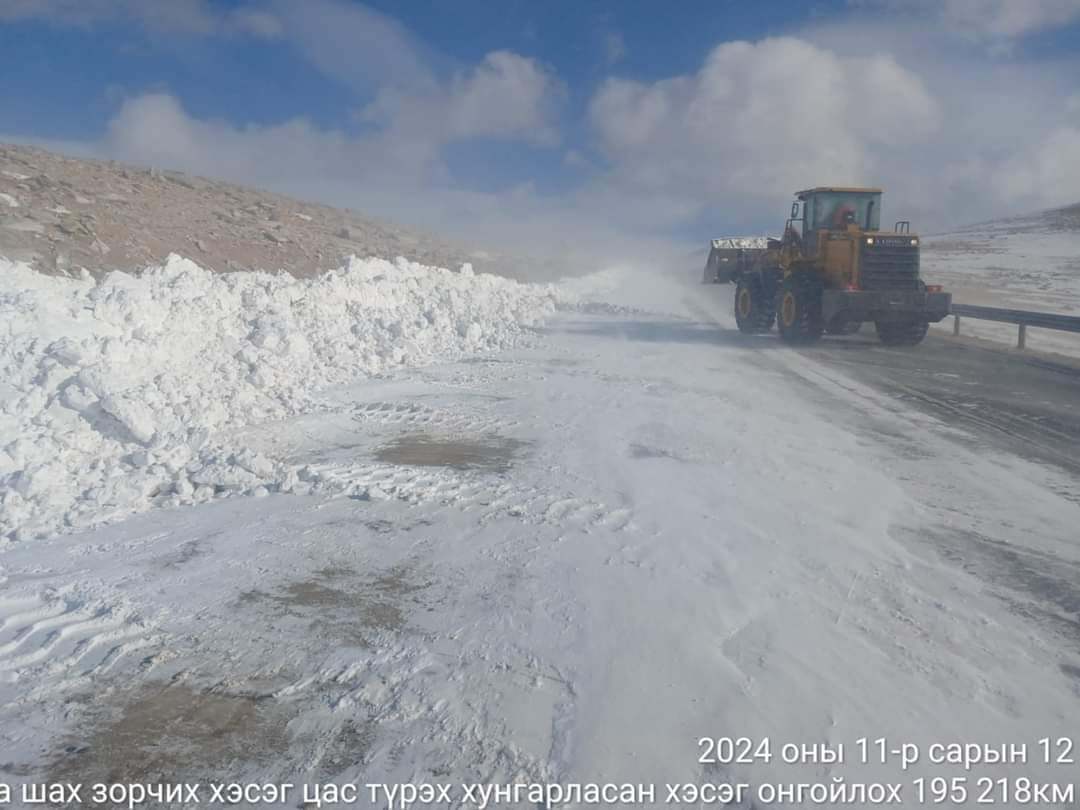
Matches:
[804,331,1080,477]
[2,273,1079,805]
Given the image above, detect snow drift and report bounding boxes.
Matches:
[0,255,561,541]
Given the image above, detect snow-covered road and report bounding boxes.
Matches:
[3,267,1080,806]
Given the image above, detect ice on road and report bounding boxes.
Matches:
[1,262,1079,801]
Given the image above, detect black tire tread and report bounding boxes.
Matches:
[734,274,776,333]
[776,274,824,344]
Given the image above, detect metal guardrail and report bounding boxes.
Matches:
[950,304,1080,349]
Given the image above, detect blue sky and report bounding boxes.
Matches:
[2,0,1080,256]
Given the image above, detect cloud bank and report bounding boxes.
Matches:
[4,0,1080,257]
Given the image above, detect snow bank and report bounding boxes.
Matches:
[0,255,560,541]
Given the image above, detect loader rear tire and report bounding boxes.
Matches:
[776,274,824,344]
[734,274,775,333]
[875,320,929,346]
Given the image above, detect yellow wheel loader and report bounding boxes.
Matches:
[714,187,951,345]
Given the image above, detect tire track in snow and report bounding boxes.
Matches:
[295,369,638,530]
[351,399,507,434]
[0,590,158,690]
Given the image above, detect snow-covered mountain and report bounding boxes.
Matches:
[922,202,1080,355]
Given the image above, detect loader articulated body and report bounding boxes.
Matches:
[706,187,951,345]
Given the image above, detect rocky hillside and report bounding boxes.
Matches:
[0,142,490,278]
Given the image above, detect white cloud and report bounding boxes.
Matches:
[361,50,563,146]
[92,86,572,245]
[448,51,563,144]
[991,127,1080,208]
[4,0,559,146]
[0,0,283,38]
[95,46,564,198]
[795,16,1080,220]
[853,0,1080,40]
[943,0,1080,38]
[0,0,445,95]
[104,93,347,177]
[267,0,437,95]
[584,23,1080,232]
[588,37,939,223]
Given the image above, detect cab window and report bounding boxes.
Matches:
[809,192,882,231]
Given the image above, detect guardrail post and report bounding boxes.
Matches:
[1018,323,1026,350]
[953,315,960,337]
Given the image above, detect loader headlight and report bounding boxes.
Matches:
[866,237,874,245]
[911,238,918,246]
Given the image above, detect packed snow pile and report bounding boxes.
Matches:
[0,255,561,541]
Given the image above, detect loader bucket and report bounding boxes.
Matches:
[705,247,736,284]
[704,239,771,284]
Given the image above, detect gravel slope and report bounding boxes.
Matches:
[0,142,525,279]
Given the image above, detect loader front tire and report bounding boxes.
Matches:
[776,274,824,344]
[875,320,929,346]
[734,274,775,333]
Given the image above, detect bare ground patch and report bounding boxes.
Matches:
[374,433,528,473]
[45,681,292,792]
[239,564,430,646]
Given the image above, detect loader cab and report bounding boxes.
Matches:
[791,187,882,250]
[799,190,881,237]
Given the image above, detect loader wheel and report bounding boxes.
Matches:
[875,320,929,346]
[734,274,775,333]
[776,274,824,344]
[826,319,862,335]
